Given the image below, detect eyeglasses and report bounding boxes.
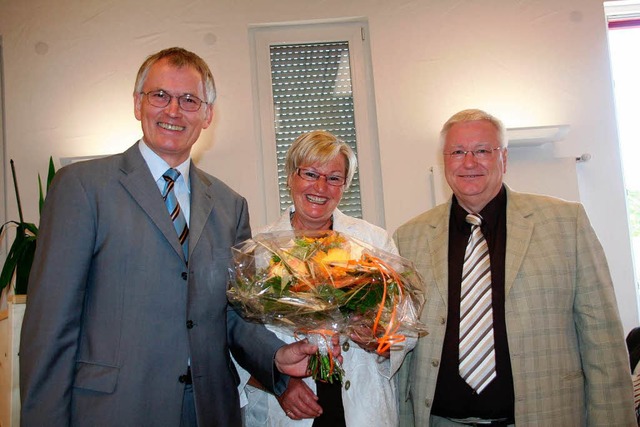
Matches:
[140,90,207,112]
[296,168,346,187]
[443,147,502,161]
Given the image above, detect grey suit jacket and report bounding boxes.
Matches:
[394,187,635,426]
[19,143,285,427]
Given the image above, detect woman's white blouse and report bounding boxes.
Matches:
[237,207,414,427]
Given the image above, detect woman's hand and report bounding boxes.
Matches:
[348,317,390,358]
[276,378,322,420]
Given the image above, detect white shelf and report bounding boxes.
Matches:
[507,124,570,147]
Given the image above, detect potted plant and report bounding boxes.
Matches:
[0,157,56,295]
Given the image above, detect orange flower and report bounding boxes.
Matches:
[320,248,351,265]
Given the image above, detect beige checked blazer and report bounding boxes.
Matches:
[394,187,635,426]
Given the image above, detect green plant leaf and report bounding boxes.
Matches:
[38,174,44,215]
[0,231,20,291]
[15,235,37,294]
[0,223,36,291]
[1,157,54,294]
[0,220,20,236]
[22,222,38,236]
[47,156,56,190]
[39,156,56,215]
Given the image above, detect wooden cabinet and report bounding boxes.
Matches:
[0,295,26,427]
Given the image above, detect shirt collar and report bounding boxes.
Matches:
[452,185,506,232]
[138,139,191,191]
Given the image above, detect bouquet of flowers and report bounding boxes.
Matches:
[227,230,427,383]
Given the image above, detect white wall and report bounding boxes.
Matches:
[1,0,637,332]
[0,37,7,313]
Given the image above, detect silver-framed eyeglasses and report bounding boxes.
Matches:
[443,147,503,161]
[141,90,207,112]
[296,168,346,187]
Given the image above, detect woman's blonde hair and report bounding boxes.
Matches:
[285,130,358,189]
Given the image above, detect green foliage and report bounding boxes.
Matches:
[627,188,640,238]
[340,280,398,314]
[0,157,56,294]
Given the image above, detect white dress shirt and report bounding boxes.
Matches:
[138,139,191,225]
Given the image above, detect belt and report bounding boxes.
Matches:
[446,417,510,426]
[179,367,192,385]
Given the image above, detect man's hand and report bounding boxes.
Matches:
[276,378,322,420]
[274,335,342,376]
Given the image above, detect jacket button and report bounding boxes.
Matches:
[424,398,432,408]
[342,341,350,352]
[431,359,439,367]
[344,380,351,390]
[186,320,194,329]
[181,272,188,280]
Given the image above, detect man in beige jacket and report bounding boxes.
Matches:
[394,108,635,426]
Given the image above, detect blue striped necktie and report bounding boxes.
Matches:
[459,213,496,394]
[162,168,189,261]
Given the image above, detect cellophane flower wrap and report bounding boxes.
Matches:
[227,230,427,383]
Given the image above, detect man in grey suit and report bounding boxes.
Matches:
[394,109,635,426]
[19,47,331,427]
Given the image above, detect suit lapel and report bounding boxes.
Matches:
[118,144,186,261]
[428,203,451,308]
[188,166,215,257]
[504,189,534,296]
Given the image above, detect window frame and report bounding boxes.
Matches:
[249,19,386,227]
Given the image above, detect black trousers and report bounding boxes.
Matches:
[312,380,346,427]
